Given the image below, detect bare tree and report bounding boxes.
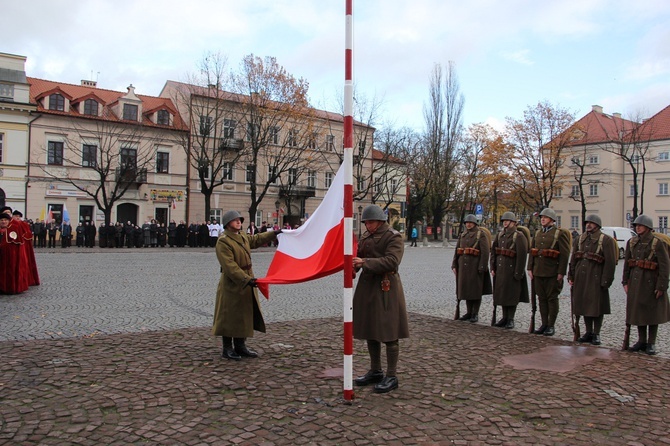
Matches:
[370,126,417,210]
[567,145,610,230]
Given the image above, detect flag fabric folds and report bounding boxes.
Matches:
[256,164,353,299]
[62,205,70,223]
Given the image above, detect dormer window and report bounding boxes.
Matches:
[84,99,98,116]
[123,103,138,121]
[49,93,65,111]
[157,109,170,125]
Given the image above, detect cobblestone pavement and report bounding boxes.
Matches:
[1,245,670,444]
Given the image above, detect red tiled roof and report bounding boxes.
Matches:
[372,148,404,164]
[567,109,638,146]
[639,104,670,141]
[28,77,187,131]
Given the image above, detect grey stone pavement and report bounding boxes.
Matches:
[1,243,669,444]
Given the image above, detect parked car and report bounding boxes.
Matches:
[601,226,636,259]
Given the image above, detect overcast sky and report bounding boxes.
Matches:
[4,0,670,132]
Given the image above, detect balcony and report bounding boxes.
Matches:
[279,185,316,198]
[219,138,244,151]
[115,168,147,184]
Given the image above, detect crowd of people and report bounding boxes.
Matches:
[0,207,40,294]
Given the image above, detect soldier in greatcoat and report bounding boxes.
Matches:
[622,214,670,355]
[568,214,616,345]
[212,210,279,361]
[452,214,492,324]
[352,205,409,394]
[491,212,529,329]
[527,208,571,336]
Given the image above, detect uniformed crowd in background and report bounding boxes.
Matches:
[23,219,282,249]
[452,208,670,356]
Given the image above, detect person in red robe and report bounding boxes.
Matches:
[11,210,40,286]
[0,212,29,294]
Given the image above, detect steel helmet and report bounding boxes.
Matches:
[584,214,602,228]
[221,210,244,228]
[361,205,386,222]
[539,208,557,221]
[632,214,653,229]
[464,214,479,224]
[501,211,516,222]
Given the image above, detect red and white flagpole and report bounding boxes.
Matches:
[343,0,355,402]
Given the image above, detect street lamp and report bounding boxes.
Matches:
[275,200,280,226]
[358,205,363,238]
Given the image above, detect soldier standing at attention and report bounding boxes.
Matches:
[622,214,670,355]
[491,212,529,329]
[527,208,571,336]
[568,214,617,345]
[452,214,492,324]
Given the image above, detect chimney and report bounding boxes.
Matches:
[81,79,97,87]
[613,112,621,119]
[592,105,603,114]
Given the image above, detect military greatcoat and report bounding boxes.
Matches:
[527,226,571,278]
[353,222,409,343]
[452,226,492,301]
[622,231,670,326]
[212,229,276,338]
[568,229,616,317]
[491,226,529,306]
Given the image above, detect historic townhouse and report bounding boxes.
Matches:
[26,78,188,225]
[0,53,36,214]
[552,104,670,231]
[161,80,389,228]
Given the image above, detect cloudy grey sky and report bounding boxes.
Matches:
[4,0,670,131]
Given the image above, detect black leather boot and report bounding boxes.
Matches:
[533,325,547,335]
[469,314,479,323]
[222,337,241,361]
[458,313,472,321]
[628,341,647,352]
[645,344,657,355]
[234,338,258,358]
[577,332,593,343]
[543,326,555,336]
[373,376,398,393]
[494,318,508,327]
[354,369,384,386]
[504,319,515,329]
[591,334,601,345]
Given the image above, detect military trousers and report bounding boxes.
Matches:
[534,276,562,327]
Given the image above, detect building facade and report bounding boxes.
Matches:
[0,53,36,214]
[26,78,188,226]
[552,104,670,232]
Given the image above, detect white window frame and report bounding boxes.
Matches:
[246,165,255,183]
[589,184,598,196]
[587,155,600,165]
[571,185,579,197]
[210,209,222,224]
[268,165,278,185]
[223,119,236,139]
[571,216,579,229]
[307,170,316,188]
[325,172,333,188]
[659,151,670,161]
[222,162,233,181]
[325,134,335,151]
[659,183,669,196]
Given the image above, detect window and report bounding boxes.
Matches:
[199,116,212,136]
[222,162,233,181]
[588,155,600,165]
[357,177,366,191]
[391,179,398,194]
[270,126,279,144]
[571,216,579,229]
[571,185,579,197]
[358,139,366,151]
[246,123,259,142]
[122,103,138,121]
[660,217,668,232]
[0,133,3,163]
[308,133,317,150]
[199,163,211,180]
[49,93,65,111]
[48,141,64,165]
[120,147,137,170]
[288,168,298,185]
[307,170,316,188]
[325,134,335,151]
[268,165,278,184]
[83,99,98,116]
[557,216,562,227]
[659,152,670,161]
[373,177,381,194]
[0,83,14,99]
[287,129,298,147]
[589,184,598,196]
[223,119,236,138]
[659,183,669,196]
[210,209,222,224]
[554,187,562,197]
[632,154,641,163]
[156,152,170,173]
[82,144,97,168]
[325,172,333,188]
[570,156,580,165]
[246,164,255,183]
[629,184,638,196]
[157,110,170,125]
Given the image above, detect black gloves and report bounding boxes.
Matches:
[248,278,258,288]
[274,229,283,235]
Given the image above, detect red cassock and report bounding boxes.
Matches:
[0,226,29,294]
[16,220,40,286]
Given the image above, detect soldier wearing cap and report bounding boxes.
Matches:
[622,214,670,355]
[212,210,280,361]
[452,214,492,324]
[568,214,616,345]
[352,205,409,394]
[527,208,571,336]
[491,212,529,329]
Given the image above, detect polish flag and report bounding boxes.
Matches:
[256,164,354,298]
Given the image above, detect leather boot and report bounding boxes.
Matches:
[469,314,479,323]
[590,334,601,345]
[577,332,593,343]
[373,376,398,393]
[645,344,657,355]
[628,341,647,352]
[354,369,384,386]
[543,326,555,336]
[234,338,258,358]
[504,319,515,329]
[533,325,547,335]
[494,318,508,327]
[458,313,472,321]
[222,337,241,361]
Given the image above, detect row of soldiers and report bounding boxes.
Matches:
[452,208,670,356]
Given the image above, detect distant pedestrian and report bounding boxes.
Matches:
[410,227,418,247]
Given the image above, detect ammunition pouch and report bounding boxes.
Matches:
[456,248,464,255]
[627,259,658,270]
[463,247,480,256]
[495,247,516,258]
[575,251,604,264]
[531,248,560,258]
